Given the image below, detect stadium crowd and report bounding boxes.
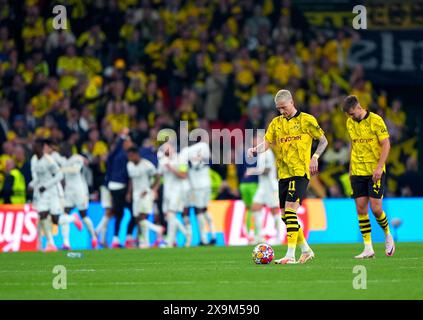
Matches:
[0,0,420,206]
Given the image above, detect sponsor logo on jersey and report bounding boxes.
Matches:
[352,138,374,143]
[279,135,302,143]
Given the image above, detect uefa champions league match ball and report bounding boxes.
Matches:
[252,243,274,264]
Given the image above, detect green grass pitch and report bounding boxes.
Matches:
[0,242,422,300]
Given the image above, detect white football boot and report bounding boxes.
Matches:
[298,250,315,264]
[354,248,375,259]
[274,256,297,264]
[385,234,395,257]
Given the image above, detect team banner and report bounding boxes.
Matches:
[1,198,423,252]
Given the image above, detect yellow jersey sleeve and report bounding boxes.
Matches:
[305,115,325,139]
[264,118,276,145]
[373,115,390,142]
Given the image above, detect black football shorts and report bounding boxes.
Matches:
[278,175,309,209]
[350,173,386,199]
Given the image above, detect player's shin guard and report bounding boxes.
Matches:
[358,214,373,250]
[376,211,391,236]
[284,208,299,258]
[83,216,96,239]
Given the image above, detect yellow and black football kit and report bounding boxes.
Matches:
[265,110,325,207]
[346,111,390,199]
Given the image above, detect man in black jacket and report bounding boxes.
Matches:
[105,128,133,248]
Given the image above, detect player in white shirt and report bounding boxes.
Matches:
[157,142,191,248]
[30,139,64,251]
[181,141,216,245]
[126,147,164,248]
[60,143,98,249]
[43,142,83,250]
[246,146,281,244]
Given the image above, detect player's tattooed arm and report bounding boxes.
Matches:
[310,135,328,175]
[313,135,328,158]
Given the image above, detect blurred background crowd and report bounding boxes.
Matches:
[0,0,420,205]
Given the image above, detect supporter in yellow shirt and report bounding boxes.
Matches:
[56,45,84,90]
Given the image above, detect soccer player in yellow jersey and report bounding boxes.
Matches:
[343,95,395,258]
[248,90,328,264]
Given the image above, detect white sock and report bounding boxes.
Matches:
[205,211,215,240]
[36,222,42,250]
[139,220,149,246]
[166,212,178,247]
[58,215,70,247]
[299,232,311,253]
[253,210,262,241]
[112,236,119,243]
[183,216,192,246]
[96,216,110,243]
[365,243,373,251]
[65,214,76,223]
[95,215,109,233]
[177,216,187,236]
[83,216,96,239]
[197,213,208,244]
[286,247,296,259]
[126,234,133,241]
[40,218,55,246]
[144,220,163,234]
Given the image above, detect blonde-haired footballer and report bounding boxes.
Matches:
[248,89,328,264]
[343,95,395,259]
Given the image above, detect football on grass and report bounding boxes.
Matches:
[252,243,274,264]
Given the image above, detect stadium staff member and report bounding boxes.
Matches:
[248,89,328,265]
[343,95,395,259]
[0,158,26,204]
[106,127,133,248]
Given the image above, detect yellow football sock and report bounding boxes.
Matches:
[297,226,305,246]
[284,208,299,250]
[281,214,286,225]
[376,211,391,235]
[282,212,306,246]
[358,214,372,246]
